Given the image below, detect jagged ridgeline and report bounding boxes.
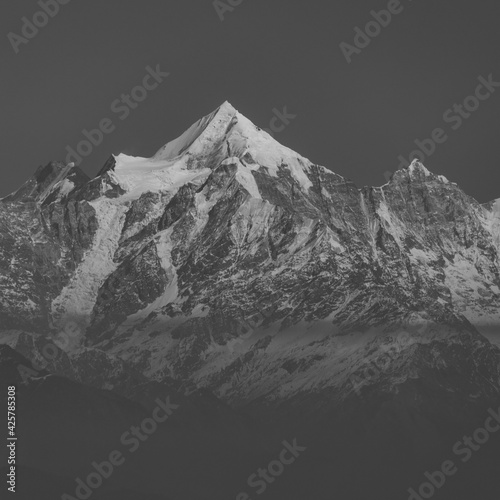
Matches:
[1,102,500,500]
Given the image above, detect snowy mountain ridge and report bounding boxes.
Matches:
[107,101,315,200]
[0,102,499,414]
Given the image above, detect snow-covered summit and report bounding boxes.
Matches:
[408,159,431,176]
[153,101,238,162]
[108,101,315,197]
[387,159,451,185]
[2,100,500,453]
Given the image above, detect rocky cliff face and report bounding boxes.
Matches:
[1,102,500,499]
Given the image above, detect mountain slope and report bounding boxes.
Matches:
[1,102,500,395]
[1,102,500,499]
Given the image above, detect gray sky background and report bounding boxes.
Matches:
[1,0,499,202]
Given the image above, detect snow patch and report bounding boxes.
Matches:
[154,102,237,161]
[51,198,128,340]
[409,160,431,177]
[111,153,211,199]
[229,159,262,199]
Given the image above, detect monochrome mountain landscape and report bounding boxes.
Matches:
[1,102,500,500]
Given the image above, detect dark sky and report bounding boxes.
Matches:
[1,0,499,202]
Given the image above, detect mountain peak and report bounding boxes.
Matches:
[153,101,238,162]
[386,159,451,186]
[408,159,431,175]
[217,100,237,114]
[3,161,89,203]
[104,102,315,197]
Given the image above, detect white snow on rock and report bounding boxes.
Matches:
[408,159,431,177]
[110,153,211,200]
[224,110,314,190]
[54,178,75,198]
[37,163,75,203]
[154,101,237,161]
[225,158,262,199]
[51,198,129,341]
[48,102,498,370]
[482,199,500,255]
[112,101,315,199]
